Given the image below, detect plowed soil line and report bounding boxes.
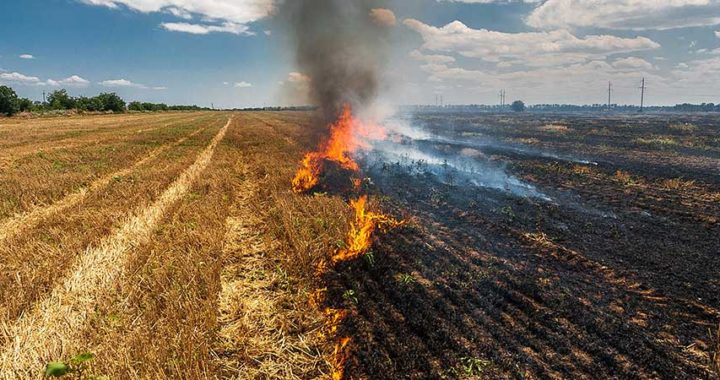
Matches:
[0,123,209,245]
[0,118,231,378]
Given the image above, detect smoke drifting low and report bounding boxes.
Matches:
[280,0,390,121]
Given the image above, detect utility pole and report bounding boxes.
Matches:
[42,91,46,104]
[639,77,646,113]
[607,81,612,111]
[499,89,506,109]
[440,95,444,107]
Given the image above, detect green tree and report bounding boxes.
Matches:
[0,85,20,116]
[95,93,126,112]
[127,101,144,111]
[76,96,104,112]
[17,97,33,112]
[511,100,526,112]
[47,89,76,110]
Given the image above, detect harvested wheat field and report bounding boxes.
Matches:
[0,112,345,379]
[1,110,719,380]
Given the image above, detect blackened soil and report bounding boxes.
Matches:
[324,112,720,379]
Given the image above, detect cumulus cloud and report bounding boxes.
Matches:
[404,19,660,67]
[1,72,91,87]
[0,72,41,84]
[669,56,720,99]
[19,54,35,59]
[47,75,91,87]
[370,8,397,27]
[80,0,274,34]
[234,81,253,88]
[527,0,720,31]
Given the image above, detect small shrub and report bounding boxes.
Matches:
[45,352,106,379]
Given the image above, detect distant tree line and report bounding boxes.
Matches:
[229,105,317,112]
[127,101,209,112]
[0,85,210,116]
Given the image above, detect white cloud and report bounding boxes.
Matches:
[404,19,660,67]
[613,57,655,71]
[527,0,720,31]
[715,30,720,38]
[409,49,456,64]
[99,78,162,89]
[161,21,251,35]
[0,72,41,84]
[234,81,252,88]
[670,56,720,95]
[19,54,35,59]
[438,0,540,3]
[100,79,143,88]
[47,75,91,87]
[287,72,310,83]
[165,6,192,19]
[1,72,91,87]
[80,0,274,34]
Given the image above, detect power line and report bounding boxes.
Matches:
[639,77,646,113]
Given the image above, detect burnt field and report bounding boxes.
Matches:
[323,112,720,379]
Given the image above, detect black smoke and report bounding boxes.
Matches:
[279,0,389,122]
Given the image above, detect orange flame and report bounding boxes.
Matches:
[331,337,352,380]
[294,105,398,380]
[324,308,348,336]
[292,105,385,193]
[332,196,402,263]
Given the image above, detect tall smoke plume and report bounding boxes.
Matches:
[280,0,390,121]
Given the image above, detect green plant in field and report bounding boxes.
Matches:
[397,273,416,286]
[45,352,106,379]
[363,250,376,267]
[449,356,492,378]
[499,205,515,220]
[342,289,358,305]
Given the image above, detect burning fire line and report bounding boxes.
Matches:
[292,105,401,380]
[292,105,385,194]
[332,195,402,263]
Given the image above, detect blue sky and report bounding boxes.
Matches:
[1,0,719,107]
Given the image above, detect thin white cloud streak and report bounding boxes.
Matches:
[160,21,251,35]
[100,78,164,89]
